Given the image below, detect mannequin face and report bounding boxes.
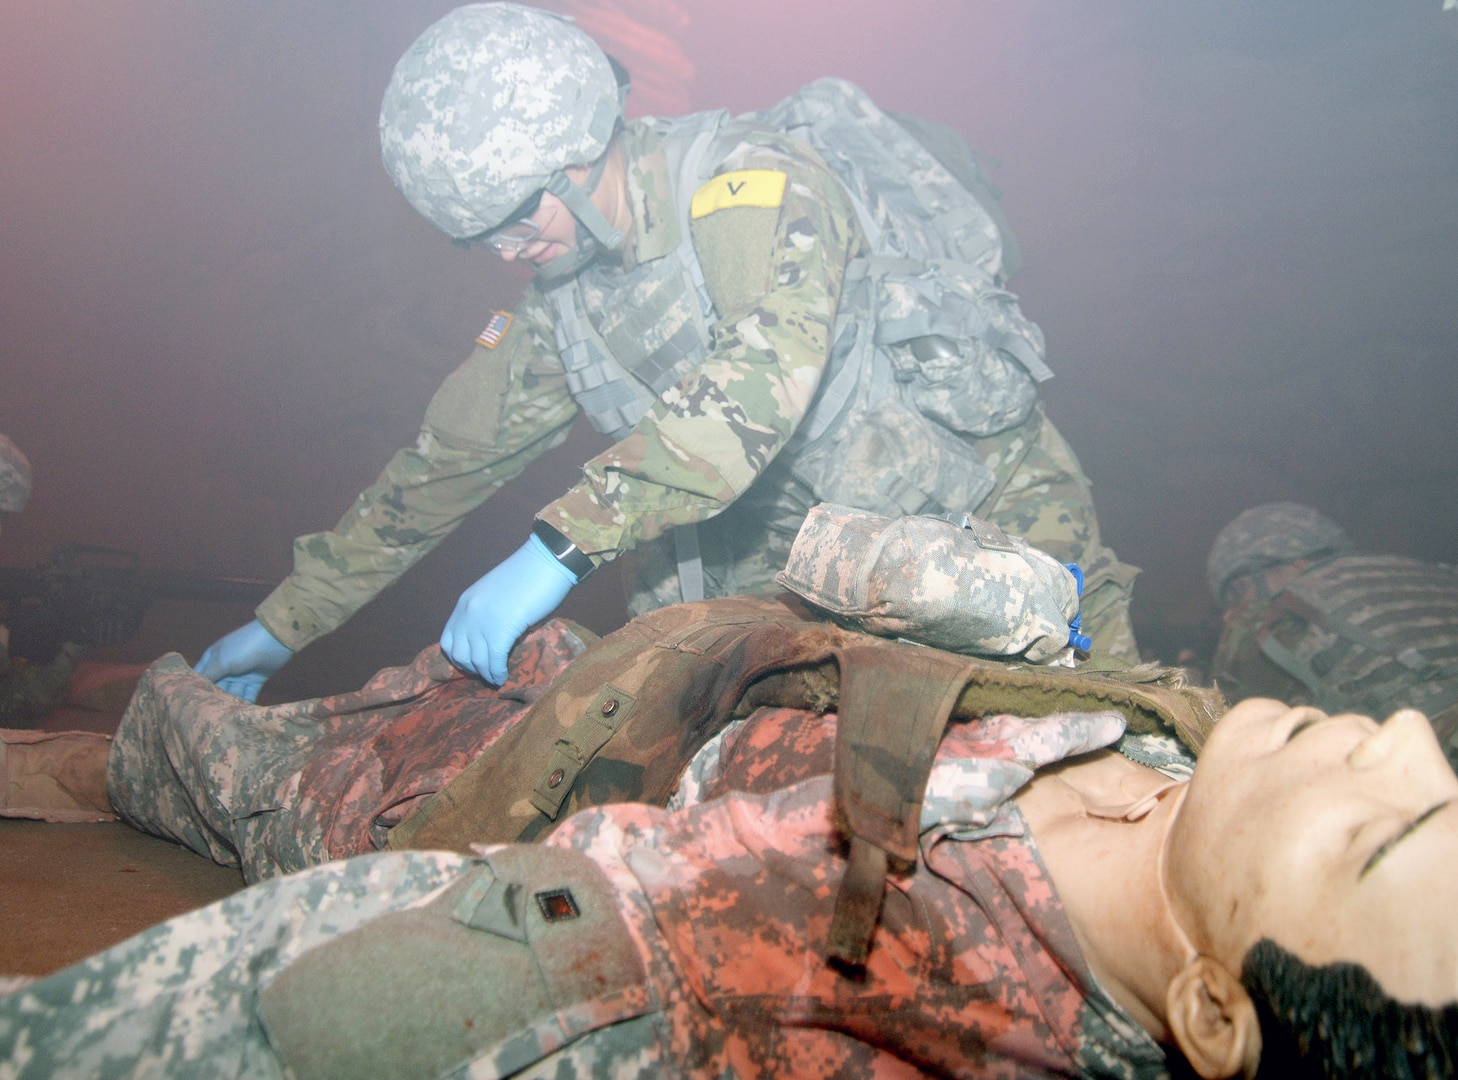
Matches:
[1166,698,1458,1006]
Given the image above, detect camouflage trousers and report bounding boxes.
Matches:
[625,409,1141,661]
[106,622,592,883]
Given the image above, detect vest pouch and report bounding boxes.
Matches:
[803,394,998,518]
[874,263,1042,438]
[258,848,654,1080]
[775,502,1079,662]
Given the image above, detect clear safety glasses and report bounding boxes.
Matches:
[483,189,546,253]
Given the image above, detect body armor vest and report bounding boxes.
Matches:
[1256,554,1458,724]
[392,594,1221,966]
[545,82,1055,568]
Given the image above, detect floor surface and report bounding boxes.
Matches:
[0,819,245,977]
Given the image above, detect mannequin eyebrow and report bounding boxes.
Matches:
[1359,800,1452,879]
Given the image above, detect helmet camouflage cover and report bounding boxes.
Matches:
[1206,501,1356,606]
[0,434,32,513]
[379,2,623,239]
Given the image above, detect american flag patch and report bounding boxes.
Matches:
[476,311,513,349]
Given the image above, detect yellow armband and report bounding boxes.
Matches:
[690,170,788,219]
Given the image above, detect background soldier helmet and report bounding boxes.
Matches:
[1206,501,1355,607]
[0,434,33,513]
[379,2,623,240]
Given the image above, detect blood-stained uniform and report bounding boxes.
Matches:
[2,707,1172,1079]
[107,620,594,883]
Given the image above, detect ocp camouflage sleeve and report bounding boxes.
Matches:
[256,290,577,650]
[537,137,864,560]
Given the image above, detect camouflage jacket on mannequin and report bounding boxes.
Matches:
[3,697,1182,1079]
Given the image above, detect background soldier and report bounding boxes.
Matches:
[0,435,86,728]
[1208,501,1458,768]
[195,1,1137,702]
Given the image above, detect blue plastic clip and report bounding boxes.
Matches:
[1064,563,1093,653]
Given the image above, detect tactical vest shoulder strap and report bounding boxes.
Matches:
[824,643,1222,966]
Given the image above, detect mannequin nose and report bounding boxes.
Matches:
[1348,707,1447,777]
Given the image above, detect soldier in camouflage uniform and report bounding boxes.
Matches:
[1208,502,1458,770]
[6,696,1458,1077]
[195,1,1138,703]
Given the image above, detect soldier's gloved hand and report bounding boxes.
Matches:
[440,534,578,685]
[194,619,294,703]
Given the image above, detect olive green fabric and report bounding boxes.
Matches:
[391,595,1221,859]
[258,846,650,1080]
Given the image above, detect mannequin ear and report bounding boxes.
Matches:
[1166,956,1262,1079]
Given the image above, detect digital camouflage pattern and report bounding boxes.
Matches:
[1212,553,1458,763]
[107,619,592,882]
[1205,501,1355,607]
[0,434,30,514]
[0,849,473,1080]
[619,404,1141,660]
[1,435,76,729]
[777,502,1078,662]
[378,3,622,239]
[0,709,1169,1079]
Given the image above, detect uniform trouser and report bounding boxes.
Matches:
[104,623,588,883]
[0,849,665,1080]
[624,410,1141,661]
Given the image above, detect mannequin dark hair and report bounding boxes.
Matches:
[1241,937,1458,1078]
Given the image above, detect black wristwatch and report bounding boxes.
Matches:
[531,520,596,581]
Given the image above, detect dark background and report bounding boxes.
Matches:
[3,2,1455,701]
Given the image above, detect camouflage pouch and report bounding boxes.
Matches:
[803,395,999,518]
[874,264,1042,438]
[776,503,1078,662]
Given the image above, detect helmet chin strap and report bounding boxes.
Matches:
[534,148,623,281]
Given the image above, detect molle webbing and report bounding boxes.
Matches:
[388,596,844,852]
[1261,555,1458,721]
[389,596,1222,968]
[547,114,724,442]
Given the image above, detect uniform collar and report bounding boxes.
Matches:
[618,120,680,271]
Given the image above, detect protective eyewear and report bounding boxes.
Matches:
[483,189,546,253]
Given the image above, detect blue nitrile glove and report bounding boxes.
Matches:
[440,533,578,685]
[1064,563,1093,653]
[194,618,295,703]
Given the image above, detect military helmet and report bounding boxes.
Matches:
[0,434,33,513]
[379,3,623,240]
[1207,502,1355,606]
